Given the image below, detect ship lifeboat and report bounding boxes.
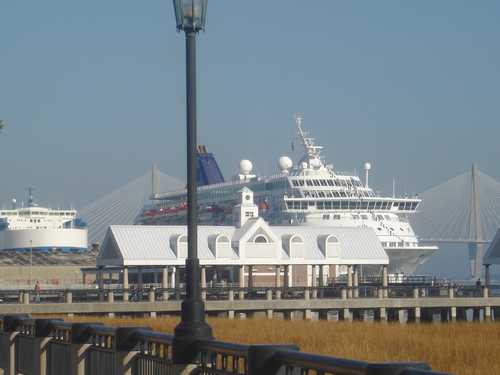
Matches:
[258,200,270,210]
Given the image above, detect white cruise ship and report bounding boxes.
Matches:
[137,115,437,274]
[0,190,88,253]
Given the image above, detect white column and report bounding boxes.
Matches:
[275,265,281,288]
[238,265,245,300]
[162,267,169,301]
[170,266,176,288]
[284,265,290,288]
[201,266,207,300]
[306,265,312,287]
[382,265,388,298]
[239,266,245,287]
[287,265,293,287]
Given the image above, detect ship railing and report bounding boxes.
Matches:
[0,315,451,375]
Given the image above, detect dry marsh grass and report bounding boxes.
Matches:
[69,316,500,375]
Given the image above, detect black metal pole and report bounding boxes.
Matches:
[173,29,213,364]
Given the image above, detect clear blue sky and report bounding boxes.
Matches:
[1,1,499,208]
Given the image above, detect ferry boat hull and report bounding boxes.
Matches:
[0,228,88,252]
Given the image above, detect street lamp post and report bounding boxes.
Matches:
[29,239,33,288]
[172,0,213,364]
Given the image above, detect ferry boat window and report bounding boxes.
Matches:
[368,202,375,210]
[352,214,360,220]
[313,180,320,186]
[339,192,347,197]
[322,214,330,220]
[292,180,299,187]
[327,180,334,186]
[317,202,324,209]
[360,202,368,210]
[381,242,387,247]
[325,192,333,198]
[308,201,315,206]
[341,181,348,187]
[350,201,360,210]
[306,180,313,186]
[304,192,311,197]
[299,180,305,186]
[332,201,340,209]
[325,202,332,209]
[318,192,325,197]
[340,201,348,209]
[333,214,341,220]
[301,202,308,209]
[374,201,381,210]
[320,180,327,186]
[361,214,368,220]
[411,202,418,210]
[333,192,340,197]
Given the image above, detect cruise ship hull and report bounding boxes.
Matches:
[384,246,437,274]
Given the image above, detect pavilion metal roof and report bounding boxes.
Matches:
[97,224,388,267]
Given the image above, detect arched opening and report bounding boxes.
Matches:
[254,235,268,243]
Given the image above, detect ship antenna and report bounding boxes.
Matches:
[28,187,35,207]
[294,113,323,166]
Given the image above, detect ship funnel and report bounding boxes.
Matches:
[364,162,372,188]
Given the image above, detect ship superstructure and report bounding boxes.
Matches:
[137,115,437,274]
[0,190,87,253]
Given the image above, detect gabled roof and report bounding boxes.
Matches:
[97,224,388,267]
[232,217,279,244]
[484,228,500,265]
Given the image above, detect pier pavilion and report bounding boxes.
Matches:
[88,188,390,293]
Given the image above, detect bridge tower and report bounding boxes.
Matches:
[468,163,484,279]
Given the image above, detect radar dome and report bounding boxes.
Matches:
[364,162,372,170]
[278,156,293,171]
[239,160,253,175]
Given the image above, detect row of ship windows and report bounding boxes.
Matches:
[381,242,418,248]
[302,190,375,198]
[0,212,73,216]
[321,213,396,221]
[286,201,418,211]
[291,178,362,188]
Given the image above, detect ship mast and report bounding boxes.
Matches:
[295,113,324,167]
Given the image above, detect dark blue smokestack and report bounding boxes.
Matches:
[197,145,225,186]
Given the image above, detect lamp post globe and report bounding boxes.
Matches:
[172,0,213,364]
[173,0,208,32]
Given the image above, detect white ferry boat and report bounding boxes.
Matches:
[137,115,437,274]
[0,190,88,253]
